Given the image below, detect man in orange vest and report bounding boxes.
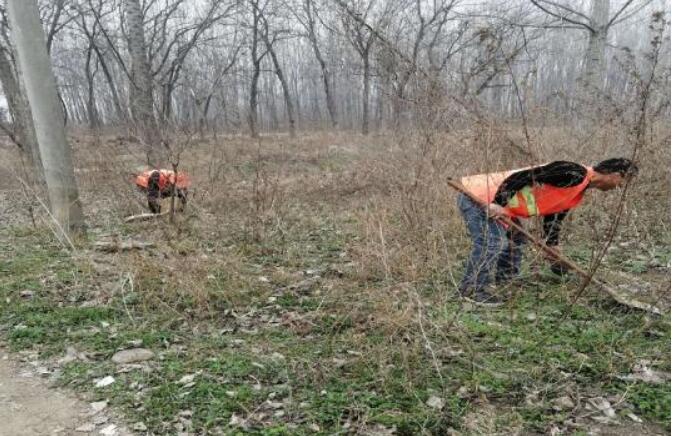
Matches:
[457,158,638,307]
[135,168,191,214]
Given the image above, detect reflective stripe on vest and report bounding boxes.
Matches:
[511,185,538,216]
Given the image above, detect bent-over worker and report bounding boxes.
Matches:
[135,168,190,214]
[457,158,638,307]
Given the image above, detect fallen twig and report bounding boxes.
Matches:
[123,211,169,223]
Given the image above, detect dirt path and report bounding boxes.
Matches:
[0,347,131,436]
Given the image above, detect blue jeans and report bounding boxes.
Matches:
[457,193,526,293]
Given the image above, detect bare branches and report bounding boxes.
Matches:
[529,0,595,32]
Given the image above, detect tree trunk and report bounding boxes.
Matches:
[85,44,100,129]
[92,44,124,123]
[582,0,610,91]
[362,55,370,135]
[266,43,296,137]
[7,0,86,236]
[248,7,262,138]
[124,0,159,165]
[0,46,42,173]
[304,0,338,128]
[249,65,261,138]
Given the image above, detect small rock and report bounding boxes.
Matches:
[270,352,285,360]
[95,376,115,388]
[258,276,270,283]
[525,313,537,321]
[111,348,154,364]
[93,415,109,425]
[178,374,196,385]
[588,397,616,418]
[20,290,34,298]
[229,413,246,427]
[309,423,321,432]
[60,346,89,364]
[267,401,284,409]
[552,396,574,411]
[99,424,117,435]
[426,395,445,410]
[90,401,108,413]
[627,412,643,423]
[75,423,95,432]
[132,422,148,431]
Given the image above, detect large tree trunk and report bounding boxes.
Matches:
[124,0,159,165]
[0,45,42,173]
[583,0,610,92]
[7,0,86,236]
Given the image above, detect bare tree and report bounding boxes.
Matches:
[292,0,338,128]
[340,0,379,135]
[254,0,297,137]
[247,0,266,137]
[530,0,649,91]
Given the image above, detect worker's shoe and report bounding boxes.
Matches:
[460,288,504,307]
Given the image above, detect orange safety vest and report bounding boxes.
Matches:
[461,165,594,218]
[135,169,190,191]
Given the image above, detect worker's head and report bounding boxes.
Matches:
[590,158,638,191]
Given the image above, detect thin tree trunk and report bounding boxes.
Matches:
[266,43,296,137]
[304,0,337,128]
[249,65,261,138]
[85,44,100,129]
[92,43,124,122]
[362,55,370,135]
[0,46,42,173]
[248,6,262,138]
[7,0,86,236]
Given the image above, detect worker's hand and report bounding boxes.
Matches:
[487,203,507,219]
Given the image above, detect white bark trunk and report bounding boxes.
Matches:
[7,0,86,235]
[124,0,159,164]
[583,0,610,91]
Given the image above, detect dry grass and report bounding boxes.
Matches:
[0,113,670,434]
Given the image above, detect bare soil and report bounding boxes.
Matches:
[0,347,131,436]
